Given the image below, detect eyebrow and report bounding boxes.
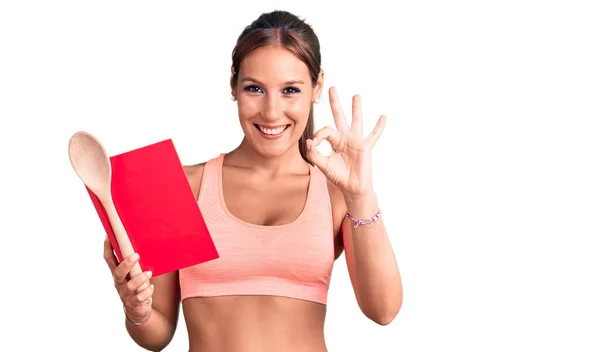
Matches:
[240,77,305,85]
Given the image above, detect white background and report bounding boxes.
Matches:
[1,0,599,351]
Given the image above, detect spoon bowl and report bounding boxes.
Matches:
[68,131,112,196]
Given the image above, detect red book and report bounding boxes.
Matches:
[86,139,219,277]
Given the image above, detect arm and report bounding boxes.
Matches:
[308,86,402,326]
[340,191,402,325]
[329,181,402,325]
[124,271,181,351]
[105,242,181,352]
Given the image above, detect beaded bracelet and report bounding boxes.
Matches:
[123,305,152,326]
[346,209,382,228]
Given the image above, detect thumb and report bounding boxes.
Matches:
[306,138,328,172]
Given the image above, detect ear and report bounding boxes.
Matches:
[230,66,237,100]
[313,70,325,103]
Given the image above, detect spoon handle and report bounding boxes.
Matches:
[103,197,143,278]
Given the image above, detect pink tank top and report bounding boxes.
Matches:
[179,153,335,305]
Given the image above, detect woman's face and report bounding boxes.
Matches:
[233,45,322,158]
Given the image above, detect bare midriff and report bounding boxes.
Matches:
[182,295,328,352]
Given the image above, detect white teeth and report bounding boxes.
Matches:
[258,125,287,135]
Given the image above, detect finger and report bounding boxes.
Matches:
[126,284,155,309]
[351,94,363,136]
[306,138,329,172]
[136,284,154,305]
[124,284,154,313]
[328,86,349,132]
[312,126,339,147]
[103,237,118,273]
[365,115,387,148]
[113,252,140,283]
[127,270,153,294]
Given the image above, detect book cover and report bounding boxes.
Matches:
[86,139,219,277]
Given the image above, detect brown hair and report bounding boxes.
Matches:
[230,10,322,164]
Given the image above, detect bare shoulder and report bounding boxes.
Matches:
[183,162,207,201]
[326,179,347,259]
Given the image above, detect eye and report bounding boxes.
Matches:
[243,85,263,93]
[283,86,301,95]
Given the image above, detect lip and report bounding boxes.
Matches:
[254,124,290,139]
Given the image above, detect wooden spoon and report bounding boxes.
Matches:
[68,131,142,278]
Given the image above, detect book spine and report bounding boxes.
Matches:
[86,186,128,264]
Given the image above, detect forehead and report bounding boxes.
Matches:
[238,45,311,82]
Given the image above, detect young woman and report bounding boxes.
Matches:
[103,10,403,352]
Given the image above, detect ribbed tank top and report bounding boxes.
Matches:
[179,153,335,305]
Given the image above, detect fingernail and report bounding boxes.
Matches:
[132,253,139,261]
[151,284,155,290]
[147,271,153,278]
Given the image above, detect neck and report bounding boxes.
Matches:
[226,137,309,176]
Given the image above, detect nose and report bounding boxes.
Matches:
[262,93,282,122]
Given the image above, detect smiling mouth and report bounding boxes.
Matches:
[254,124,290,136]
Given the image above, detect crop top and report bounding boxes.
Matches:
[178,153,335,305]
